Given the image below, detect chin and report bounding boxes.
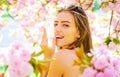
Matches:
[56,45,62,47]
[56,44,63,48]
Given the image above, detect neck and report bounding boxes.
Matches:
[75,44,87,61]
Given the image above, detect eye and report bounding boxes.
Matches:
[54,23,58,27]
[63,24,69,27]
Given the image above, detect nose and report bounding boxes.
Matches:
[55,25,62,32]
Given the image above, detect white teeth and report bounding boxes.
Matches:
[56,36,64,39]
[56,36,62,38]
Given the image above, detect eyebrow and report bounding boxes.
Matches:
[54,21,71,23]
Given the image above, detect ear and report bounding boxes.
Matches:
[76,32,80,38]
[77,34,80,38]
[76,30,80,39]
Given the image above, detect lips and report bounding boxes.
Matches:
[56,36,64,39]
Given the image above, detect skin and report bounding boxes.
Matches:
[0,73,4,77]
[47,11,81,77]
[54,11,80,49]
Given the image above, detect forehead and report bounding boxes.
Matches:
[55,11,75,22]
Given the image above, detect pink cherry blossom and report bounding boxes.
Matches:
[101,6,110,13]
[8,60,33,77]
[93,56,109,70]
[20,49,31,61]
[6,41,33,77]
[96,72,104,77]
[12,41,23,50]
[58,0,79,7]
[108,2,116,11]
[100,0,108,2]
[39,7,48,21]
[109,59,120,75]
[8,41,31,62]
[82,67,97,77]
[111,18,118,28]
[91,46,109,57]
[8,57,23,68]
[28,0,35,5]
[0,54,7,65]
[88,45,120,77]
[108,42,118,51]
[104,66,117,77]
[86,11,96,21]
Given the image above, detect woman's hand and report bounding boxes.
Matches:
[39,27,55,77]
[40,27,55,59]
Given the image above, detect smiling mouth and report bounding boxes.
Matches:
[56,36,64,39]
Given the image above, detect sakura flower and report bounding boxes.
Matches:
[0,54,7,66]
[101,5,111,13]
[93,56,109,70]
[104,66,117,77]
[58,0,79,7]
[80,45,120,77]
[20,49,31,61]
[81,67,97,77]
[8,60,33,77]
[110,59,120,75]
[6,42,33,77]
[108,2,116,11]
[12,41,23,50]
[28,0,35,5]
[96,72,104,77]
[100,0,108,2]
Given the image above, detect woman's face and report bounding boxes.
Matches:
[54,11,80,49]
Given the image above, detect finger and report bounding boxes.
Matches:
[51,37,56,50]
[47,37,56,55]
[41,26,48,46]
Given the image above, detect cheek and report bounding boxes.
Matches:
[65,30,77,39]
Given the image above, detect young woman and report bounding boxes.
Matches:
[41,5,93,77]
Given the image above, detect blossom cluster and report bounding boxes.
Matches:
[0,42,33,77]
[80,46,120,77]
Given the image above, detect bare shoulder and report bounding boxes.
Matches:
[47,49,80,77]
[55,50,80,77]
[54,49,78,66]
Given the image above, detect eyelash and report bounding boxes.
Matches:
[63,24,69,27]
[54,23,58,27]
[54,23,69,27]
